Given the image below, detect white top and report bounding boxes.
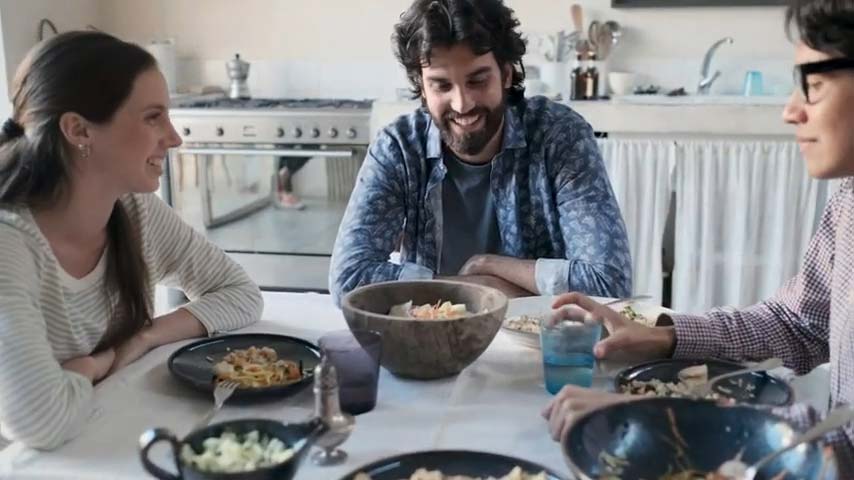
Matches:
[0,193,263,450]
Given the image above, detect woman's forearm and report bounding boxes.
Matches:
[143,308,208,349]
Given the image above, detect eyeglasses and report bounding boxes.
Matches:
[793,58,854,103]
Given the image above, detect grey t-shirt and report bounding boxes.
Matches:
[439,152,502,275]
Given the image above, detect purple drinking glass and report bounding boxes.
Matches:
[318,329,382,415]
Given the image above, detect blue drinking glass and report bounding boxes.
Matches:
[540,307,602,394]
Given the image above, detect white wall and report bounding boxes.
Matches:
[0,2,795,101]
[98,0,794,99]
[0,0,103,105]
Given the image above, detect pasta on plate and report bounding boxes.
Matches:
[213,346,302,388]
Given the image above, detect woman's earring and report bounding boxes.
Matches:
[77,143,91,158]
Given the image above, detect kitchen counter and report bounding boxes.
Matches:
[370,96,793,139]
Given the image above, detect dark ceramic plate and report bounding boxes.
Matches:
[614,358,794,406]
[167,333,320,400]
[338,450,568,480]
[563,397,835,480]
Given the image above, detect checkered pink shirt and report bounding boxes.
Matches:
[671,178,854,477]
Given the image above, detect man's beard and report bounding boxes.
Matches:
[433,101,505,157]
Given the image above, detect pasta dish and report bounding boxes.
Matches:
[619,364,756,401]
[504,305,652,335]
[353,466,546,480]
[213,346,302,388]
[388,300,473,319]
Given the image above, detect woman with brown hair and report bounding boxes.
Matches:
[0,31,262,450]
[542,0,854,475]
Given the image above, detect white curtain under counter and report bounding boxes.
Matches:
[599,135,837,314]
[598,138,674,306]
[671,139,834,313]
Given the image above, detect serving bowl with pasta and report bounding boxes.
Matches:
[341,280,508,379]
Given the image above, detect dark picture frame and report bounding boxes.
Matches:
[613,0,787,6]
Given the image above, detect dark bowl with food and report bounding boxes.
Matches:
[139,418,324,480]
[340,280,508,379]
[339,450,567,479]
[614,358,794,406]
[563,397,836,480]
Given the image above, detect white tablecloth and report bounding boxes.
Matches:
[0,292,832,480]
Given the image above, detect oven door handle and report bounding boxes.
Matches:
[176,147,354,158]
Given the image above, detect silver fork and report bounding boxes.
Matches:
[192,381,239,431]
[602,294,653,306]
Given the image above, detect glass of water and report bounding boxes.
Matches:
[539,306,603,394]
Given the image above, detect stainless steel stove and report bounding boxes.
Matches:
[163,96,372,292]
[170,97,372,145]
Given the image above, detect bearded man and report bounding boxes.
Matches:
[329,0,631,304]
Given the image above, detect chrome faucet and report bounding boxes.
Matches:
[697,37,734,95]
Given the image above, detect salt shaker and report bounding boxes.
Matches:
[311,356,355,466]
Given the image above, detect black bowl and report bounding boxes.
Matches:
[614,358,794,406]
[563,397,835,480]
[338,450,568,479]
[167,333,320,400]
[139,418,324,480]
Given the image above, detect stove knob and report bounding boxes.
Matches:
[182,127,191,136]
[292,127,303,138]
[215,127,224,137]
[346,128,358,139]
[328,127,339,138]
[276,127,285,138]
[310,127,321,138]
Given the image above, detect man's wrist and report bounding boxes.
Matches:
[478,254,498,276]
[658,326,677,358]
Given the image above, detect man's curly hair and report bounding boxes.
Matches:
[393,0,527,104]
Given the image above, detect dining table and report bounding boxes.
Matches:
[0,291,833,480]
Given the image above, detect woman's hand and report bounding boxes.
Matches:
[552,292,676,361]
[541,385,632,441]
[109,329,155,374]
[61,348,116,383]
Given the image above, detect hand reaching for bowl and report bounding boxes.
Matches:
[552,292,676,361]
[541,385,631,441]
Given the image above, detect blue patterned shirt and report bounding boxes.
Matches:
[329,96,632,304]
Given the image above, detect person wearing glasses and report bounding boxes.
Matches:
[542,0,854,475]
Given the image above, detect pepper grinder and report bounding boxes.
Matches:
[311,356,355,466]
